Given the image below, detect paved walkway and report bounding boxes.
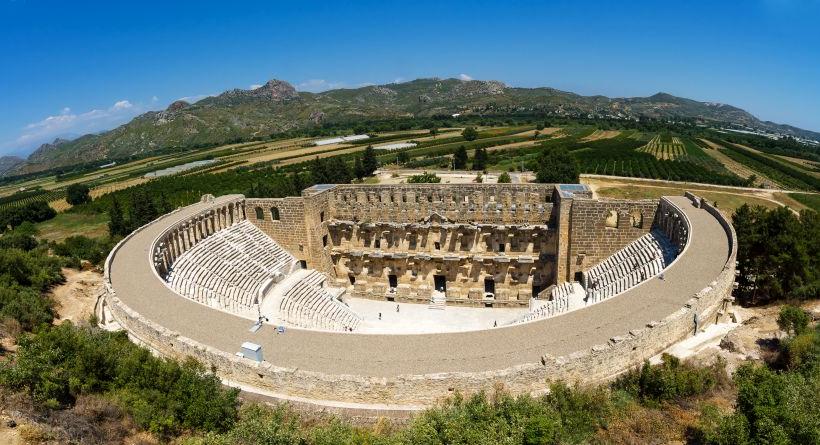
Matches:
[109,196,729,378]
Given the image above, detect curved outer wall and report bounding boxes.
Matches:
[102,192,736,408]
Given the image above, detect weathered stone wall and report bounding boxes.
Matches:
[104,192,737,410]
[266,184,564,306]
[245,197,311,264]
[326,184,557,224]
[566,198,659,282]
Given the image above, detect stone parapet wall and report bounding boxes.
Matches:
[325,184,557,225]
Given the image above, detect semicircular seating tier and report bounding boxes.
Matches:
[166,220,297,318]
[268,269,362,332]
[513,228,680,324]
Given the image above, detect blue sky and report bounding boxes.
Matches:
[1,0,819,157]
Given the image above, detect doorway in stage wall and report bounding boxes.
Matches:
[388,274,398,289]
[433,275,447,292]
[484,278,495,295]
[532,284,542,298]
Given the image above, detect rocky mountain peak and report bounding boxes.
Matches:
[167,100,190,112]
[250,79,298,100]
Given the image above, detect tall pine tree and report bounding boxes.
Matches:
[108,196,127,236]
[354,156,365,180]
[453,145,468,169]
[361,145,379,177]
[472,147,488,171]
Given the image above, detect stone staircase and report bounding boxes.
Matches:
[428,291,446,310]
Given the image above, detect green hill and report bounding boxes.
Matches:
[12,78,820,175]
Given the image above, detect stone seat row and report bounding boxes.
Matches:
[278,270,361,331]
[585,230,675,291]
[166,221,296,315]
[585,258,664,303]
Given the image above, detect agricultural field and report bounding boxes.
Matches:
[711,139,820,191]
[788,192,820,212]
[637,133,686,160]
[3,120,819,230]
[584,176,814,216]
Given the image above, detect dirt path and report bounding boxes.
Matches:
[698,139,781,189]
[50,268,104,326]
[584,176,802,215]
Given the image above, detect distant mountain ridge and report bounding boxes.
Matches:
[10,77,820,175]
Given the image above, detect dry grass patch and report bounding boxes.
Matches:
[34,212,109,242]
[580,129,621,142]
[595,184,781,215]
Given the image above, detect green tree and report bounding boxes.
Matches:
[325,156,352,184]
[472,147,488,171]
[453,145,468,169]
[310,156,330,184]
[66,183,91,205]
[108,196,127,236]
[353,156,365,180]
[534,147,579,183]
[732,205,819,305]
[498,172,512,183]
[128,189,159,229]
[397,151,410,165]
[361,145,379,177]
[462,126,478,141]
[777,306,810,336]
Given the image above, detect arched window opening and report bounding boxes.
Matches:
[255,207,264,220]
[270,207,280,221]
[604,210,618,228]
[630,211,643,228]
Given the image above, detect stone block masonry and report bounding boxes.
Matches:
[103,187,736,412]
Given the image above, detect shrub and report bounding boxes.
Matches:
[497,172,512,183]
[780,325,820,371]
[0,200,56,230]
[613,354,726,404]
[777,305,811,336]
[0,324,239,437]
[51,235,115,265]
[407,172,441,183]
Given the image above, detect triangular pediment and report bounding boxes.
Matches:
[423,212,450,224]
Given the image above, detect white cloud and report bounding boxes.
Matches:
[151,96,159,103]
[295,79,347,92]
[392,77,406,84]
[112,100,133,110]
[459,73,473,81]
[249,84,263,90]
[4,99,148,154]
